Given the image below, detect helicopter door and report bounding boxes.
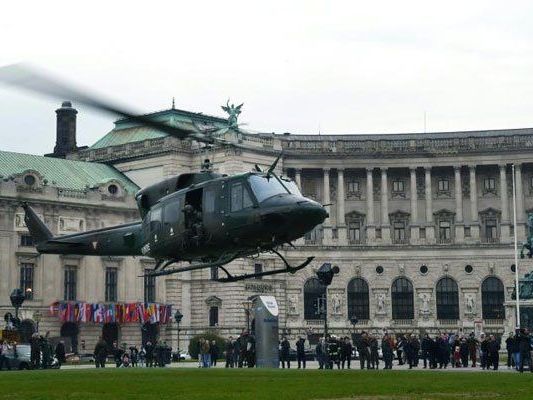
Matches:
[225,180,257,241]
[161,196,183,249]
[202,184,222,240]
[148,205,163,251]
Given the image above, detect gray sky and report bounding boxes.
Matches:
[2,0,533,155]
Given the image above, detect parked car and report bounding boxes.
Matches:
[2,344,32,370]
[172,350,192,361]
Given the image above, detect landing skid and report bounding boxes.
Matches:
[215,256,314,282]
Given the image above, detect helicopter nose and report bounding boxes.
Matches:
[296,200,328,230]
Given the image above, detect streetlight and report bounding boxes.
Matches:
[10,289,25,322]
[174,309,183,363]
[242,300,253,332]
[350,315,358,339]
[315,263,339,338]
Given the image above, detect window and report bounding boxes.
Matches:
[230,182,253,212]
[436,277,459,320]
[375,228,382,239]
[248,175,288,203]
[419,227,426,239]
[485,219,498,240]
[348,222,361,243]
[465,264,473,274]
[482,277,505,319]
[392,180,405,192]
[304,278,326,320]
[20,263,34,300]
[203,188,216,213]
[375,265,384,274]
[305,225,323,244]
[24,174,36,186]
[464,226,471,237]
[419,265,428,274]
[438,179,449,192]
[210,266,219,281]
[254,263,263,280]
[209,306,219,327]
[347,278,369,320]
[347,180,360,193]
[391,277,414,320]
[439,221,451,241]
[393,221,406,243]
[484,178,496,193]
[144,269,156,302]
[107,184,118,195]
[20,234,34,247]
[64,266,77,301]
[105,267,118,302]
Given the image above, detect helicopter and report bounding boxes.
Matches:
[2,64,329,282]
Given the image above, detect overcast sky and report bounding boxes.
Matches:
[2,0,533,155]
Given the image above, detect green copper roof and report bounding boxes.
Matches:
[0,150,139,193]
[90,108,228,150]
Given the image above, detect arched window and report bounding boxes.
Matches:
[436,277,459,320]
[347,278,369,320]
[304,278,326,320]
[391,277,414,320]
[482,277,505,319]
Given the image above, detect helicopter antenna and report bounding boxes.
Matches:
[266,151,283,178]
[172,97,175,110]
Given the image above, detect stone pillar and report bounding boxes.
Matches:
[322,168,332,244]
[469,165,480,240]
[454,166,464,242]
[409,167,419,243]
[337,168,347,244]
[366,168,375,242]
[424,167,435,242]
[380,168,391,243]
[515,164,525,240]
[294,169,302,190]
[500,164,510,242]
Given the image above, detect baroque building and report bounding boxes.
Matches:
[1,102,532,352]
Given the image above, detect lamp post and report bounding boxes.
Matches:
[350,315,358,340]
[315,263,339,339]
[10,288,25,323]
[174,309,183,362]
[243,300,253,332]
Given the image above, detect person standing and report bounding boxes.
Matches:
[144,341,154,368]
[369,335,380,370]
[518,329,533,373]
[505,333,515,369]
[357,332,370,369]
[210,340,219,367]
[488,335,500,370]
[467,333,478,367]
[459,337,469,368]
[480,334,489,370]
[315,338,325,370]
[381,333,393,369]
[341,337,353,369]
[225,337,234,368]
[201,338,211,368]
[94,337,107,368]
[421,334,431,369]
[0,340,11,371]
[55,340,66,368]
[280,336,291,368]
[296,336,306,369]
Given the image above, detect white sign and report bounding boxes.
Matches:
[259,296,279,317]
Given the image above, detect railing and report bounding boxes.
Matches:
[481,237,500,244]
[392,238,410,245]
[392,319,414,326]
[483,319,504,326]
[437,237,453,244]
[58,188,88,199]
[438,319,459,326]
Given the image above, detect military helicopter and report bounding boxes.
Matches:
[1,65,328,282]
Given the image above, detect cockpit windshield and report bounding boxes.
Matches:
[248,174,289,202]
[280,178,302,196]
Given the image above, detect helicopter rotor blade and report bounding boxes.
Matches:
[0,63,216,145]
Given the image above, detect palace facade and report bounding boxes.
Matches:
[1,101,532,352]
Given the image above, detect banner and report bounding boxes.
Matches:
[49,301,172,324]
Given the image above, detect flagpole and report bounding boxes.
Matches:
[512,164,521,328]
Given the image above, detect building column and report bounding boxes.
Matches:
[294,169,302,190]
[515,164,525,241]
[499,164,510,242]
[469,165,480,241]
[322,168,332,244]
[380,168,391,243]
[424,166,435,242]
[454,166,464,242]
[409,167,419,244]
[337,168,347,244]
[366,168,375,242]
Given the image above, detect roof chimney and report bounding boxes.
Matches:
[52,101,78,158]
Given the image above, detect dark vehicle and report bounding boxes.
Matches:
[3,344,32,370]
[1,64,328,284]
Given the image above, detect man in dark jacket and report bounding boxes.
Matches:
[369,335,380,369]
[505,333,515,369]
[518,329,533,373]
[381,333,394,369]
[296,337,306,369]
[94,337,107,368]
[467,333,478,367]
[225,337,234,368]
[315,338,325,369]
[280,336,291,368]
[488,335,500,370]
[357,332,370,369]
[341,337,353,369]
[144,341,154,368]
[55,341,66,367]
[30,334,41,369]
[480,334,489,370]
[421,334,431,368]
[210,340,219,367]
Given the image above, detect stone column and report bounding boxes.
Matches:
[380,168,391,243]
[294,169,302,190]
[469,165,480,240]
[322,168,332,244]
[515,164,525,240]
[424,167,435,242]
[337,168,347,244]
[409,167,419,243]
[366,168,375,241]
[499,164,510,242]
[454,166,464,242]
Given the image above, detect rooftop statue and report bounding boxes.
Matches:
[512,272,533,300]
[221,100,243,129]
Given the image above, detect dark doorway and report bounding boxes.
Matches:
[60,322,80,353]
[102,323,119,348]
[141,322,159,346]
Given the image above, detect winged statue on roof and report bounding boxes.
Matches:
[221,99,243,128]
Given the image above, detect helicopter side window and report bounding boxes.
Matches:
[230,182,253,212]
[281,178,302,196]
[248,175,289,203]
[163,199,181,233]
[150,206,162,232]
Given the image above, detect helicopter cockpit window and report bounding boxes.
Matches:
[230,182,254,212]
[280,178,302,196]
[248,175,289,203]
[150,206,162,231]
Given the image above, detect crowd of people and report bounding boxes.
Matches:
[93,337,172,368]
[223,330,256,368]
